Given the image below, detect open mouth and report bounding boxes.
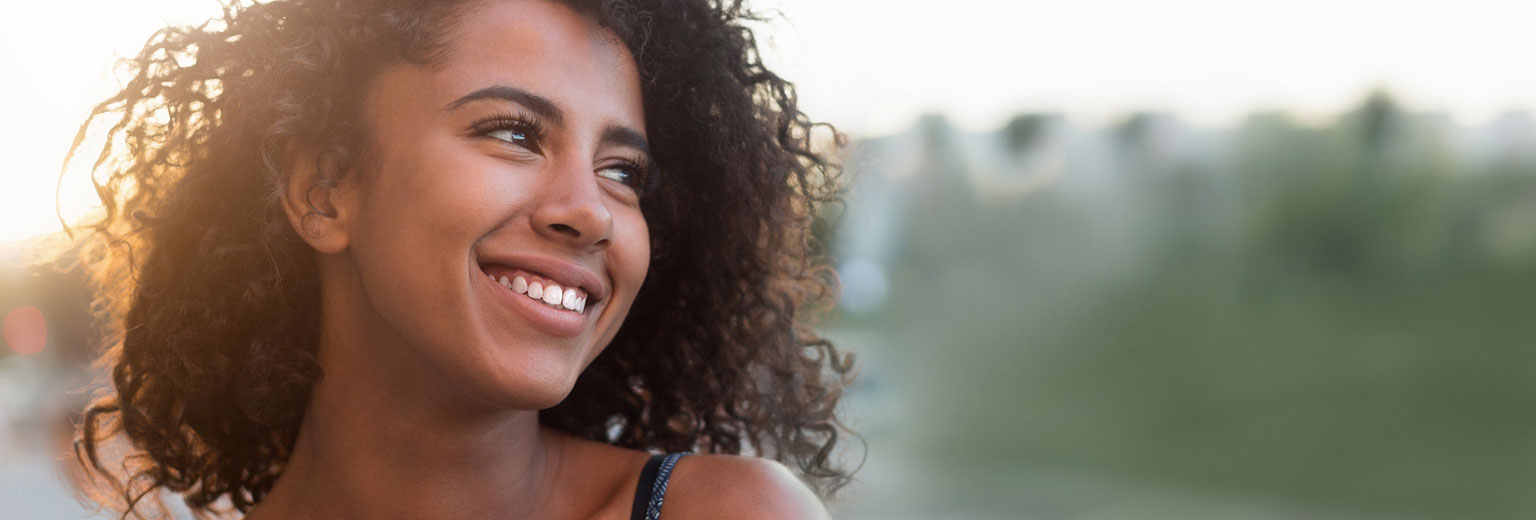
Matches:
[480,263,591,314]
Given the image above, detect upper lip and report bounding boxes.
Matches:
[477,253,608,303]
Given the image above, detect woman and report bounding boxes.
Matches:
[65,0,854,518]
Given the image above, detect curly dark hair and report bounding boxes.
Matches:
[63,0,855,517]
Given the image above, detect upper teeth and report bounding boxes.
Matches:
[493,272,587,313]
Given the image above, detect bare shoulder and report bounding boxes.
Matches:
[662,454,830,520]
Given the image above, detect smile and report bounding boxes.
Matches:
[480,264,590,314]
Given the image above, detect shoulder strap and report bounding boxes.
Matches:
[630,452,688,520]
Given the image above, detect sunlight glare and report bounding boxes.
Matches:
[0,1,213,244]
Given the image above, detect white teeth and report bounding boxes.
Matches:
[489,271,587,313]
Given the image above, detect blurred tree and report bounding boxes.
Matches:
[836,91,1536,518]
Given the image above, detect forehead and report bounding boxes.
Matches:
[429,0,643,123]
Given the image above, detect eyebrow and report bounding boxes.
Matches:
[601,125,651,158]
[445,84,652,158]
[443,85,565,126]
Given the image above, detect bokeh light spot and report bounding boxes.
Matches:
[4,305,48,355]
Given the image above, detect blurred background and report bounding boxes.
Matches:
[5,1,1536,518]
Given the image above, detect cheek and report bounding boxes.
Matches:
[349,145,501,319]
[389,142,498,214]
[360,146,504,253]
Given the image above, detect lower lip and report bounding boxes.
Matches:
[481,273,590,338]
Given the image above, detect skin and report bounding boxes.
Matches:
[248,1,827,518]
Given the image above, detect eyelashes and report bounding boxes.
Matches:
[471,110,549,154]
[469,111,655,194]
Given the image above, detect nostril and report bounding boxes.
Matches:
[548,223,580,237]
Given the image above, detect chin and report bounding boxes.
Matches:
[470,353,585,411]
[457,376,576,412]
[508,382,577,411]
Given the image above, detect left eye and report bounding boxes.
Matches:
[471,115,545,154]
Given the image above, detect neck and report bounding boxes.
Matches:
[251,265,563,520]
[266,366,559,520]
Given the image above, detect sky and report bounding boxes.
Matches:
[3,0,1536,243]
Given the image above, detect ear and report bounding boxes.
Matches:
[280,140,356,255]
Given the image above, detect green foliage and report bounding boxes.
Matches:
[847,95,1536,518]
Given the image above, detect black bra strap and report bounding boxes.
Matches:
[630,452,688,520]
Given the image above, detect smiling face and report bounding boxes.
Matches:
[326,0,650,411]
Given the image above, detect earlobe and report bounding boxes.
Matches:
[280,141,353,254]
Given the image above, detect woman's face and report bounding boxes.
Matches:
[336,0,649,410]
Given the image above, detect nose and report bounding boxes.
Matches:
[530,160,613,250]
